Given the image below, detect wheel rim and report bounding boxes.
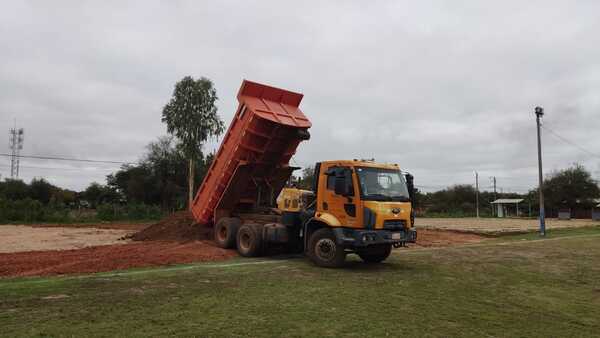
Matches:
[217,226,227,242]
[315,238,336,261]
[239,231,251,251]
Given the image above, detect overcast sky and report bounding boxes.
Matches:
[1,1,599,193]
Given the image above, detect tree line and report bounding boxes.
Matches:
[411,164,599,217]
[3,156,598,221]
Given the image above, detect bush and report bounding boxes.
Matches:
[0,198,163,223]
[96,204,122,221]
[0,198,46,222]
[97,203,163,221]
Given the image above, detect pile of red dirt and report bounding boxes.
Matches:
[0,241,236,278]
[129,211,213,242]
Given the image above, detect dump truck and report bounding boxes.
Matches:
[191,80,416,267]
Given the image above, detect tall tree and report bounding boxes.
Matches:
[161,76,224,208]
[29,178,54,204]
[530,164,600,212]
[296,166,315,190]
[0,179,29,200]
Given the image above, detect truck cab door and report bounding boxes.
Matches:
[321,166,358,227]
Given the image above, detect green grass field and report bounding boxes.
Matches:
[2,227,600,337]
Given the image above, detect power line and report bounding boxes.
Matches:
[0,164,116,172]
[541,124,600,160]
[0,153,135,165]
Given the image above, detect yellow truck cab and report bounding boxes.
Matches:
[280,160,417,267]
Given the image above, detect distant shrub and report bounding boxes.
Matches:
[0,198,45,222]
[97,203,163,221]
[0,198,163,223]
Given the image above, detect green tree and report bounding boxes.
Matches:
[82,182,119,208]
[161,76,224,209]
[106,136,215,210]
[0,179,29,200]
[296,166,315,190]
[29,178,54,204]
[530,164,600,213]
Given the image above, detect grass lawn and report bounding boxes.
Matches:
[1,227,600,337]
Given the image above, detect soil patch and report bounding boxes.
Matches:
[0,241,236,278]
[417,217,599,235]
[129,211,212,242]
[412,229,485,247]
[0,225,133,253]
[27,222,152,231]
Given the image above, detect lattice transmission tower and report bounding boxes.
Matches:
[9,125,24,179]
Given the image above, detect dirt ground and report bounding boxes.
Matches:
[410,229,484,247]
[416,217,600,234]
[0,240,237,278]
[0,220,485,278]
[27,222,152,231]
[0,225,134,253]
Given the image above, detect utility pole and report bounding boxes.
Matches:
[8,122,24,179]
[535,106,546,237]
[490,176,497,216]
[475,171,480,218]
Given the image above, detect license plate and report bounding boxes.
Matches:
[392,232,402,240]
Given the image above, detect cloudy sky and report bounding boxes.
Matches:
[1,1,599,193]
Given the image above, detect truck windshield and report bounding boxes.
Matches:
[355,167,410,202]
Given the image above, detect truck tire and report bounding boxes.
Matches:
[214,217,240,249]
[236,224,263,257]
[357,244,392,263]
[308,228,346,268]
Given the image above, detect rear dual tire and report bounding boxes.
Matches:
[214,217,240,249]
[236,224,263,257]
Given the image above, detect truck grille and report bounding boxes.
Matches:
[383,219,407,231]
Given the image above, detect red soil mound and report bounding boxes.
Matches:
[130,211,212,242]
[0,241,236,278]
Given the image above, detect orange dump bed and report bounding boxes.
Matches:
[191,80,312,224]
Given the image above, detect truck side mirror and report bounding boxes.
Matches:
[405,173,415,202]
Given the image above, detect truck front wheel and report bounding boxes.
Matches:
[308,228,346,268]
[214,217,240,249]
[236,224,263,257]
[357,244,392,263]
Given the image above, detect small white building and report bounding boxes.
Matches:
[594,199,600,221]
[491,198,524,218]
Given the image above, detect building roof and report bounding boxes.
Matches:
[491,198,524,204]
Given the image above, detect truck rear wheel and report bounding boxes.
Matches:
[308,228,346,268]
[236,224,263,257]
[357,244,392,263]
[214,217,240,249]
